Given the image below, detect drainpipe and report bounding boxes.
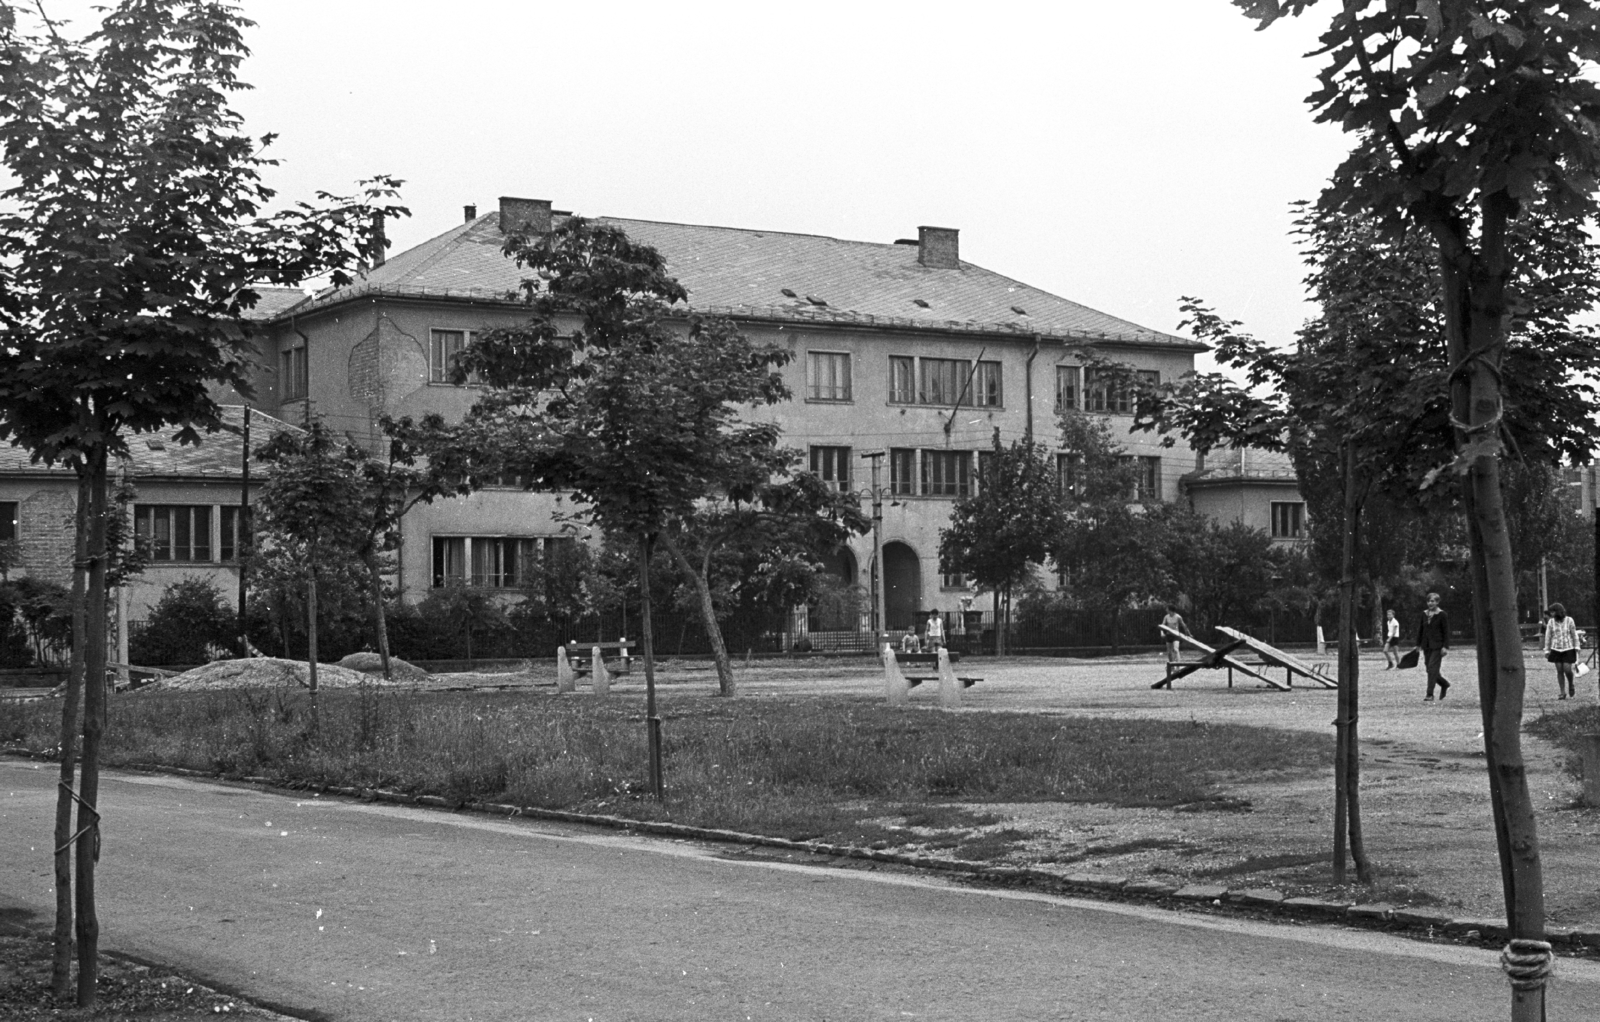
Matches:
[1024,335,1042,442]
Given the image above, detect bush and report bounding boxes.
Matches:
[131,578,236,666]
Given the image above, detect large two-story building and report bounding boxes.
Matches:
[1,196,1309,629]
[241,197,1230,629]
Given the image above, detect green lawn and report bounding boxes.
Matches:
[2,687,1330,854]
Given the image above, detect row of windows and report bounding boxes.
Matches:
[286,333,1161,414]
[806,352,1158,412]
[133,505,248,563]
[432,535,575,588]
[809,446,1165,503]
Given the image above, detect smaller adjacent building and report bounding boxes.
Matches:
[1181,445,1308,547]
[0,406,298,618]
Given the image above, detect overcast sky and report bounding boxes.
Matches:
[49,1,1354,361]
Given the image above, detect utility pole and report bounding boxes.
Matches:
[862,451,886,654]
[238,405,250,657]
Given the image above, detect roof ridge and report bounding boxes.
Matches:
[597,215,903,250]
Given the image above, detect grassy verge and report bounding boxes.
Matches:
[2,687,1329,854]
[1525,702,1600,781]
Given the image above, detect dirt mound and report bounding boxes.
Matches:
[336,652,430,681]
[147,657,397,691]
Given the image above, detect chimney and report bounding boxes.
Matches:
[917,226,960,269]
[499,196,553,236]
[464,204,477,223]
[370,211,386,268]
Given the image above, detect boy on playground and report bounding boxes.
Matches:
[1161,606,1191,662]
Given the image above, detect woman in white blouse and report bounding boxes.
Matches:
[1542,602,1580,700]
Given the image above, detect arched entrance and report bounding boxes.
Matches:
[883,541,922,630]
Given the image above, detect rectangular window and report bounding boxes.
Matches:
[1271,501,1305,539]
[972,360,1002,407]
[807,351,852,401]
[809,446,852,491]
[429,329,478,384]
[1135,456,1160,502]
[432,535,554,588]
[220,506,250,562]
[1056,453,1081,496]
[921,450,971,498]
[0,501,16,543]
[279,345,308,401]
[889,356,916,404]
[942,571,966,589]
[1055,365,1080,411]
[976,450,995,493]
[134,505,213,562]
[889,448,916,496]
[1083,367,1115,413]
[919,358,965,405]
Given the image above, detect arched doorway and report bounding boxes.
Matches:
[808,547,860,631]
[883,541,921,630]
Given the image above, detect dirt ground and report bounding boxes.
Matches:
[547,648,1600,927]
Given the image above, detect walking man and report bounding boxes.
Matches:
[1412,591,1450,701]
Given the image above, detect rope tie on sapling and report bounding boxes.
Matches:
[1499,939,1553,992]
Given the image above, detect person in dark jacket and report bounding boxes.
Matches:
[1412,591,1450,701]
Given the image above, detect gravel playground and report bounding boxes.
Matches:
[591,646,1600,928]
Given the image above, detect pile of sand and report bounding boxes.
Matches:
[336,652,431,681]
[146,657,398,691]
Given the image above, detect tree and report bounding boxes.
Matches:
[0,2,403,1003]
[1048,410,1159,650]
[1236,6,1600,1012]
[254,421,370,702]
[658,470,867,682]
[436,216,793,793]
[1152,505,1289,636]
[939,430,1065,656]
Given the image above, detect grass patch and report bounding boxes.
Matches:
[1524,704,1600,781]
[0,688,1329,849]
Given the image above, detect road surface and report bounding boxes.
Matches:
[3,759,1597,1021]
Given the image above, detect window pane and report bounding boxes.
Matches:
[889,357,915,403]
[1055,366,1079,411]
[433,536,466,587]
[921,358,963,404]
[220,507,237,562]
[1137,457,1160,502]
[809,351,851,401]
[809,446,851,489]
[890,448,916,495]
[973,361,1001,406]
[431,330,465,384]
[1057,453,1081,496]
[153,508,172,561]
[1,501,17,543]
[193,506,211,562]
[922,450,970,497]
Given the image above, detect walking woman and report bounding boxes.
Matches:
[1542,602,1580,700]
[1382,609,1401,669]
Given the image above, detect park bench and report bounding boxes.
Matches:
[562,640,635,676]
[893,650,982,689]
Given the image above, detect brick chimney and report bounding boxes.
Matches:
[499,196,552,235]
[370,211,386,268]
[917,226,960,269]
[464,204,477,223]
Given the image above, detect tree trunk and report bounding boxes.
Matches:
[1334,442,1370,884]
[366,551,392,680]
[639,532,663,798]
[657,532,734,697]
[1436,202,1545,1021]
[74,449,109,1006]
[51,472,90,996]
[306,569,320,732]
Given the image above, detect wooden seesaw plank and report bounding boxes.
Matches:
[1155,626,1286,691]
[1214,625,1338,689]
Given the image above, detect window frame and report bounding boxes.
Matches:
[134,504,215,563]
[1271,501,1306,540]
[429,328,479,385]
[888,355,1004,408]
[431,534,569,589]
[921,449,972,498]
[889,448,916,496]
[279,344,308,401]
[808,445,852,491]
[1055,365,1080,412]
[0,500,16,544]
[971,360,1002,407]
[806,350,853,402]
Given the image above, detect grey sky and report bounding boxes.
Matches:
[53,1,1355,361]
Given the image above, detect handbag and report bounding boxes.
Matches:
[1576,662,1591,678]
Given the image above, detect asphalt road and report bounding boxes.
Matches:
[3,759,1598,1022]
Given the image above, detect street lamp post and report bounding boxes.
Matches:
[862,451,886,654]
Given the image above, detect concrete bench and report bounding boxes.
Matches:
[564,640,635,675]
[556,640,635,694]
